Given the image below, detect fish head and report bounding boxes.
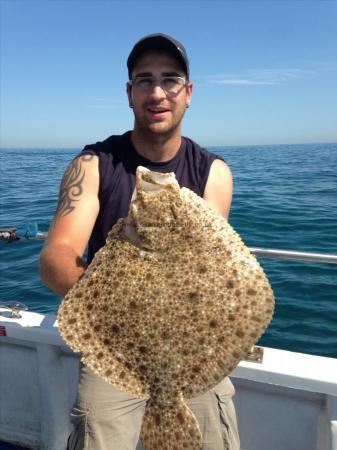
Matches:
[127,166,183,250]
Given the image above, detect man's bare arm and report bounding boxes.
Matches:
[203,158,233,219]
[39,154,99,296]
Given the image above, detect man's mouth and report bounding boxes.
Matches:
[147,107,170,119]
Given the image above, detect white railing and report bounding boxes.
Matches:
[249,247,337,264]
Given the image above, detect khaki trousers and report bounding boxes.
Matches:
[67,365,240,450]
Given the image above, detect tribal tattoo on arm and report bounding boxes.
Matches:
[56,154,95,218]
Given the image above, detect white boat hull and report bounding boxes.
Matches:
[1,308,336,450]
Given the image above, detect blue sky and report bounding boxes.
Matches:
[1,0,337,147]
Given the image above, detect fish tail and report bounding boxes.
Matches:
[140,397,202,450]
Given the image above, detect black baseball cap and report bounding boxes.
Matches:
[127,33,190,80]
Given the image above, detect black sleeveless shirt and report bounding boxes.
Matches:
[81,131,222,263]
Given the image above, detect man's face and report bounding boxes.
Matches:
[127,51,193,136]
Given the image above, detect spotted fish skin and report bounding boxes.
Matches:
[141,394,202,450]
[58,166,274,450]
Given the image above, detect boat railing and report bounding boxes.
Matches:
[249,247,337,264]
[246,247,337,362]
[2,224,337,264]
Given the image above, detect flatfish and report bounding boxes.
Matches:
[58,166,274,450]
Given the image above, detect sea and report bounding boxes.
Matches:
[0,143,336,359]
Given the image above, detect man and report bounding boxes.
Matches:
[40,33,240,450]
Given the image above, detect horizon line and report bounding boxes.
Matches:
[1,140,337,151]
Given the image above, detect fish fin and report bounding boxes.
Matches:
[140,398,202,450]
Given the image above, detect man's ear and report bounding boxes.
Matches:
[186,81,193,106]
[126,82,133,108]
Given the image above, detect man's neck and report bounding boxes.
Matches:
[131,128,182,162]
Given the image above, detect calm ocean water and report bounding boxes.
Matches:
[0,143,336,358]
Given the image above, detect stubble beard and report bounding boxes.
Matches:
[133,108,186,143]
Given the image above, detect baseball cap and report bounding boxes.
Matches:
[127,33,190,80]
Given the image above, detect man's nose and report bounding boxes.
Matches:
[149,83,166,99]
